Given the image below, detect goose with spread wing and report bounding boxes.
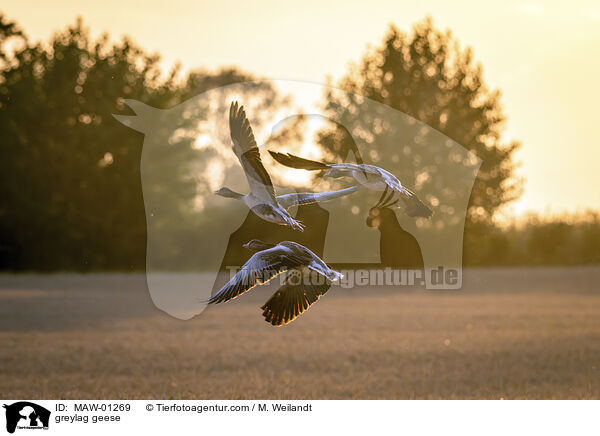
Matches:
[269,151,433,219]
[208,239,342,326]
[215,102,360,231]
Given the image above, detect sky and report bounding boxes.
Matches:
[3,0,600,217]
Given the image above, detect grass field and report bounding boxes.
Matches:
[1,267,599,399]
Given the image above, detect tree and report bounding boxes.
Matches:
[318,17,522,225]
[0,13,280,270]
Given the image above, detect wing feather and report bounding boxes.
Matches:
[276,185,361,209]
[268,151,330,170]
[261,274,331,326]
[208,246,304,304]
[399,189,434,218]
[229,102,276,203]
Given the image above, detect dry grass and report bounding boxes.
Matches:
[1,267,599,399]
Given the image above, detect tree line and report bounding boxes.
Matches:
[0,12,597,270]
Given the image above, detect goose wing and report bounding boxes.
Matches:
[261,273,331,326]
[269,151,369,178]
[334,162,380,174]
[229,102,276,203]
[276,185,361,209]
[208,246,306,304]
[384,178,432,218]
[399,189,434,218]
[377,167,433,218]
[375,168,410,196]
[268,151,330,171]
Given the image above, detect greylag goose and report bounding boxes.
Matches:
[269,151,433,218]
[215,102,360,230]
[208,239,343,326]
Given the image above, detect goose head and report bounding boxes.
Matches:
[242,239,276,252]
[214,187,244,199]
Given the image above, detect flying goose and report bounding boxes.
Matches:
[208,239,343,326]
[215,102,360,230]
[269,151,433,219]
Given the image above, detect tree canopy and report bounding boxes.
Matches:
[318,17,522,224]
[0,13,276,270]
[1,12,597,270]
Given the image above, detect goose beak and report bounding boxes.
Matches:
[242,242,250,249]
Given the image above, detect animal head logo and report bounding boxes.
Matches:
[114,80,480,320]
[3,402,50,434]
